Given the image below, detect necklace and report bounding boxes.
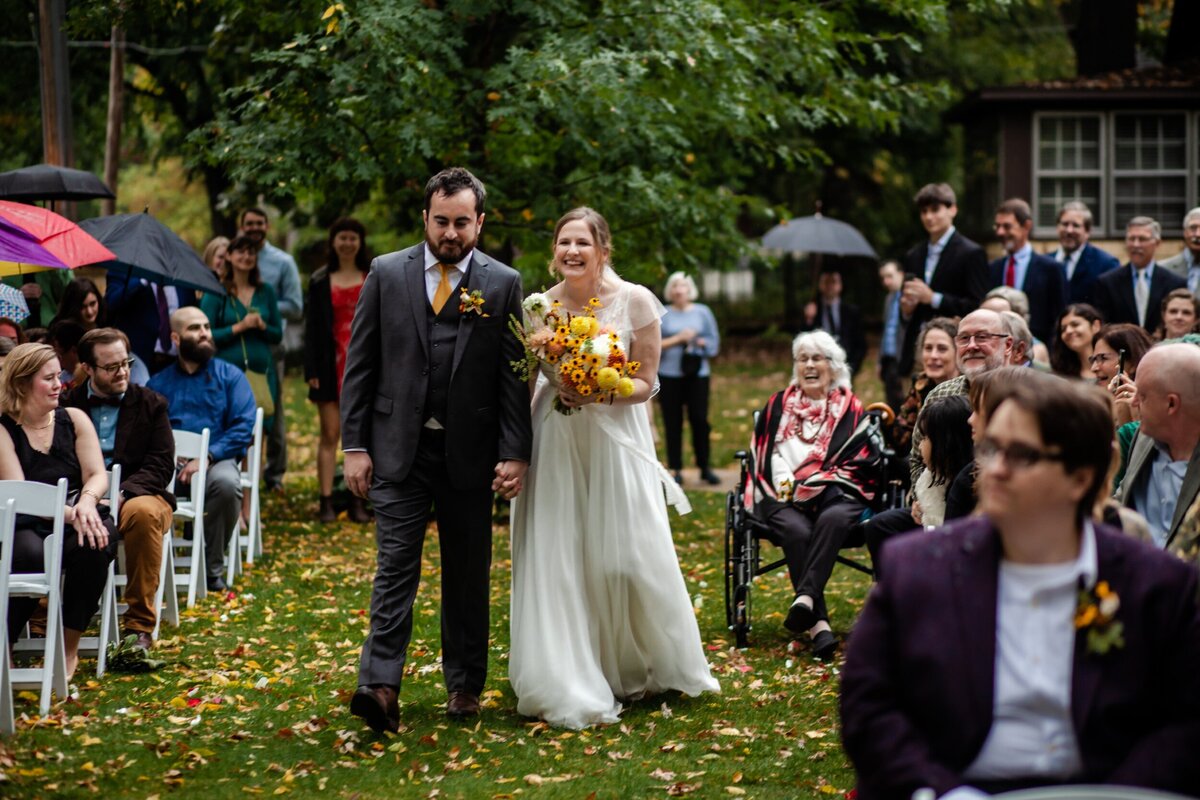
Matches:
[19,413,54,430]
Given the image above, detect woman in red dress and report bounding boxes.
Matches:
[305,217,371,522]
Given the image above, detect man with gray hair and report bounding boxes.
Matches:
[1121,343,1200,560]
[1092,216,1186,332]
[1160,207,1200,297]
[1054,201,1119,303]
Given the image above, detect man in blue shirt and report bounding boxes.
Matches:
[240,206,302,493]
[148,307,256,592]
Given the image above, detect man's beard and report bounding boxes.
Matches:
[180,338,216,365]
[425,231,476,264]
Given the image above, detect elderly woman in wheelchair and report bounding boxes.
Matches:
[742,330,882,659]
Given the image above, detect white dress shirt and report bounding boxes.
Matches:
[423,245,471,304]
[1055,246,1083,283]
[961,521,1097,786]
[1002,243,1032,290]
[925,227,955,309]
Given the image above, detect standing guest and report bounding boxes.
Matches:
[1092,217,1186,333]
[1160,206,1200,295]
[1119,343,1200,557]
[1050,303,1104,379]
[988,198,1068,344]
[658,271,721,486]
[892,317,959,459]
[0,343,117,680]
[50,277,107,332]
[745,331,879,660]
[1156,288,1199,341]
[2,269,70,328]
[341,168,531,732]
[238,207,302,494]
[898,183,990,377]
[1054,201,1119,304]
[200,235,283,429]
[305,217,372,523]
[877,260,908,412]
[106,274,197,374]
[203,236,230,282]
[62,328,175,651]
[803,267,866,376]
[148,308,256,593]
[842,371,1200,799]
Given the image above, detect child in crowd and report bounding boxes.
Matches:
[912,395,974,528]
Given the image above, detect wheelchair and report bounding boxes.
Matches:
[724,403,901,648]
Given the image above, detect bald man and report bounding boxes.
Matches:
[148,307,257,591]
[1121,343,1200,559]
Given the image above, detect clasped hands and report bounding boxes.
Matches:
[900,278,934,315]
[235,310,267,333]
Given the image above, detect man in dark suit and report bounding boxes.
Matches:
[1053,201,1119,304]
[876,260,907,412]
[1092,216,1187,333]
[987,198,1068,343]
[105,276,197,373]
[63,328,176,651]
[342,168,532,733]
[802,267,866,376]
[842,374,1200,800]
[898,183,990,376]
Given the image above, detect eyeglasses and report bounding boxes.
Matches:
[96,358,135,374]
[795,354,827,365]
[1087,352,1116,366]
[954,332,1009,347]
[977,438,1066,470]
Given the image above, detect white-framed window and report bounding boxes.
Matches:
[1032,113,1104,237]
[1032,111,1198,238]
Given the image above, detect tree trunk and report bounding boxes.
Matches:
[1066,0,1138,76]
[1164,0,1199,68]
[102,26,125,217]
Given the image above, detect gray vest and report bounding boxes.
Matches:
[424,289,462,426]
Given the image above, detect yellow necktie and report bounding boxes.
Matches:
[432,263,453,313]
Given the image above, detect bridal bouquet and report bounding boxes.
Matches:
[509,292,641,414]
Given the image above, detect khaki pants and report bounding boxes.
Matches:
[119,495,174,634]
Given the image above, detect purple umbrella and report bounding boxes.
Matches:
[0,216,70,272]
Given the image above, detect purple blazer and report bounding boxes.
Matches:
[840,516,1200,800]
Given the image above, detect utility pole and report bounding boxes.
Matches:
[37,0,74,168]
[102,25,125,217]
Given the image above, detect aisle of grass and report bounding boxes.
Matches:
[1,358,873,799]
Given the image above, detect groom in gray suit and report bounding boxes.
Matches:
[342,168,532,733]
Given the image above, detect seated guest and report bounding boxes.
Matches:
[62,328,176,650]
[1156,288,1199,341]
[910,395,973,528]
[0,317,23,344]
[842,371,1200,799]
[50,277,107,332]
[998,311,1037,368]
[981,286,1050,366]
[745,331,876,660]
[148,308,255,592]
[1118,343,1200,560]
[0,343,117,679]
[48,320,84,391]
[0,336,14,369]
[1050,303,1103,379]
[1090,323,1153,427]
[892,317,959,459]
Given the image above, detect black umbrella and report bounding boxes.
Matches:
[79,212,225,296]
[0,164,115,202]
[761,213,877,259]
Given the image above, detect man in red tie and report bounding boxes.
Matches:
[987,198,1068,344]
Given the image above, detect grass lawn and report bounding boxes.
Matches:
[1,349,878,799]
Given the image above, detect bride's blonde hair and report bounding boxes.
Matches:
[548,207,613,277]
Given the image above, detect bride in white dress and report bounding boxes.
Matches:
[509,207,720,729]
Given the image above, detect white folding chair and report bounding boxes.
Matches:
[78,466,122,676]
[0,479,69,716]
[0,497,20,734]
[234,407,265,569]
[170,429,210,608]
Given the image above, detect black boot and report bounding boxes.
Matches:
[349,495,373,523]
[318,495,336,523]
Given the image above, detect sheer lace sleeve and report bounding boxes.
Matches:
[625,283,666,332]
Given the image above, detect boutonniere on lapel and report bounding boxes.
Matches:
[459,288,488,317]
[1074,580,1124,655]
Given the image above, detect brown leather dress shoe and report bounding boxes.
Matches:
[350,685,400,733]
[446,691,480,718]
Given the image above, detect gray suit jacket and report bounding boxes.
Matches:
[339,244,532,489]
[1118,430,1200,551]
[1159,250,1189,280]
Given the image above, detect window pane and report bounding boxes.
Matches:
[1037,116,1100,171]
[1113,113,1188,170]
[1037,177,1102,229]
[1113,176,1187,227]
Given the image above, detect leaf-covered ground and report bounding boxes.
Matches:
[2,358,875,798]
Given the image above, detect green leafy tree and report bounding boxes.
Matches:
[200,0,954,284]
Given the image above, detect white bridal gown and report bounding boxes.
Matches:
[509,280,720,729]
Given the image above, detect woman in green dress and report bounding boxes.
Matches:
[200,234,283,427]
